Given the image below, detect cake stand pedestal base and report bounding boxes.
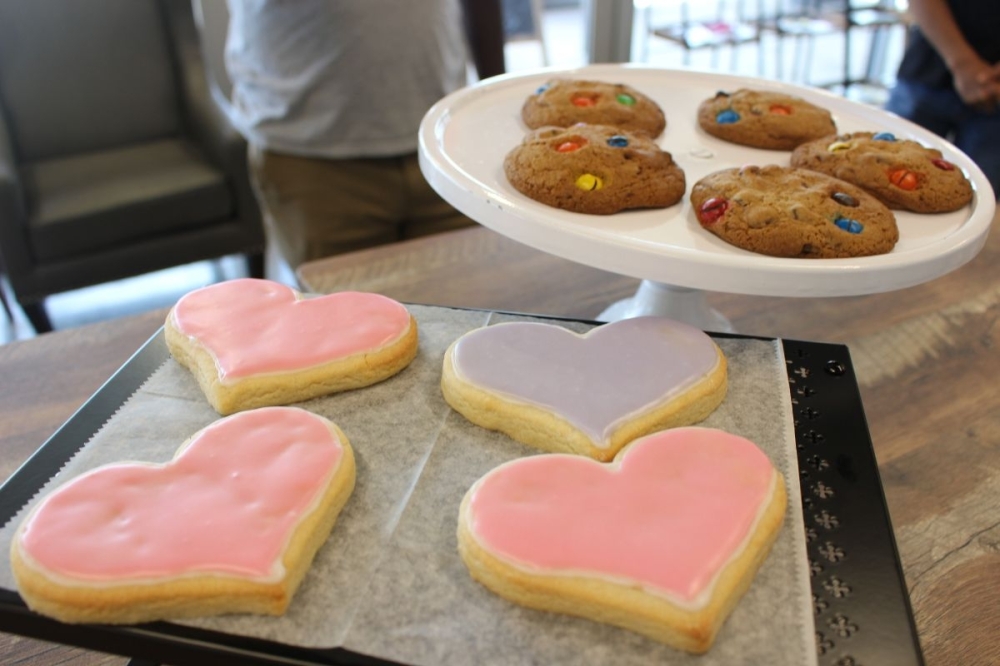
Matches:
[598,280,734,332]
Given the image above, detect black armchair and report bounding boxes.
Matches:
[0,0,265,333]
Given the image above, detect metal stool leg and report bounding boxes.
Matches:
[21,300,53,334]
[0,284,12,322]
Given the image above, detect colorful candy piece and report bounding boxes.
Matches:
[571,94,598,108]
[828,141,852,152]
[834,217,864,234]
[715,109,740,124]
[616,93,636,106]
[556,140,585,153]
[769,104,792,115]
[607,135,629,148]
[872,132,896,141]
[831,192,859,207]
[575,174,603,191]
[535,84,549,95]
[888,168,920,190]
[932,158,956,171]
[698,197,729,224]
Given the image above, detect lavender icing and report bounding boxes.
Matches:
[450,317,720,447]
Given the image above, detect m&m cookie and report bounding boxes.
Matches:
[504,124,685,215]
[690,165,898,258]
[790,131,973,212]
[697,89,837,150]
[522,79,666,137]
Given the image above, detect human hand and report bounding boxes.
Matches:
[952,57,1000,112]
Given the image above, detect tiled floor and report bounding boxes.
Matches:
[0,2,909,344]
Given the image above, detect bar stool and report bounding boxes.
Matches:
[640,0,766,75]
[767,0,909,91]
[502,0,549,65]
[768,0,842,83]
[0,253,14,324]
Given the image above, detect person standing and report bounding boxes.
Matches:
[885,0,1000,198]
[225,0,506,273]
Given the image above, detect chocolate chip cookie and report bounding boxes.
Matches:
[504,124,685,215]
[522,79,666,137]
[790,131,974,213]
[697,89,837,150]
[690,165,898,258]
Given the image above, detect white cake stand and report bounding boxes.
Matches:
[418,64,995,330]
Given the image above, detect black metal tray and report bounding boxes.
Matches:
[0,320,924,666]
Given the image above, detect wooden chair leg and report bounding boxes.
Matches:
[21,300,53,334]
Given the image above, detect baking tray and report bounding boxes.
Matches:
[0,316,923,666]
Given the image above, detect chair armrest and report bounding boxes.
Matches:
[0,112,33,278]
[0,109,20,189]
[162,0,244,174]
[161,0,263,245]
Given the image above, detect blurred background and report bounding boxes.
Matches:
[0,0,911,343]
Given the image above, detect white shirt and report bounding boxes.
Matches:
[225,0,469,158]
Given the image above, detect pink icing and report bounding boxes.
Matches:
[452,318,719,446]
[171,279,411,380]
[467,427,777,604]
[18,407,346,580]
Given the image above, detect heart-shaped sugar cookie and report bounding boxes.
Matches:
[165,278,418,414]
[458,427,786,653]
[442,317,726,460]
[11,407,355,624]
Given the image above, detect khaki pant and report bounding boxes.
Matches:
[248,145,475,268]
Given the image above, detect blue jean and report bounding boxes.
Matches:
[885,79,1000,200]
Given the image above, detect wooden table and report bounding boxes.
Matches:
[2,219,998,665]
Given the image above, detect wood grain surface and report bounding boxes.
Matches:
[0,310,166,665]
[0,216,996,665]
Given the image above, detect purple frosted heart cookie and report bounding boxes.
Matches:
[441,318,727,461]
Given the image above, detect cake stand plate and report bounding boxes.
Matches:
[418,64,994,322]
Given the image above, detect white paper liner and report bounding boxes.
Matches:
[0,305,814,665]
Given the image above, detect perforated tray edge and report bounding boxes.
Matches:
[783,338,924,666]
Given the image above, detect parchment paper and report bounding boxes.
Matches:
[0,305,815,665]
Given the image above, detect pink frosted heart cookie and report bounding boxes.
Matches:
[441,317,727,461]
[458,427,786,653]
[165,278,418,414]
[11,407,356,624]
